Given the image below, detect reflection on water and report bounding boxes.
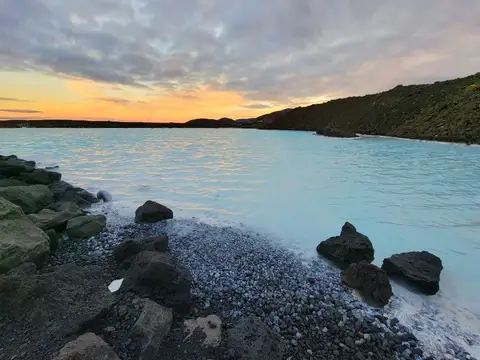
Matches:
[1,128,480,355]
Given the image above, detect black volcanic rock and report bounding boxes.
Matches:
[382,251,443,295]
[135,200,173,223]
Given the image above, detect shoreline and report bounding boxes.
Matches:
[0,154,478,360]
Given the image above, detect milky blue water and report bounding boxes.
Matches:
[1,128,480,355]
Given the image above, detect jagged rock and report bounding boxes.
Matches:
[48,181,99,207]
[17,168,61,185]
[46,229,63,252]
[120,251,191,311]
[0,197,50,273]
[135,200,173,223]
[227,316,285,360]
[27,202,84,231]
[130,299,173,360]
[382,251,443,295]
[52,333,120,360]
[316,222,374,268]
[113,236,169,267]
[0,184,54,214]
[342,261,392,307]
[66,215,106,239]
[0,264,114,359]
[0,157,34,177]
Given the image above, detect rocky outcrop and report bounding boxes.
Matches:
[0,264,114,359]
[66,215,107,239]
[17,168,61,185]
[382,251,443,295]
[113,236,169,267]
[28,202,84,231]
[0,184,54,214]
[342,262,392,307]
[227,316,285,360]
[120,251,191,311]
[0,179,27,187]
[316,222,374,268]
[135,200,173,223]
[0,197,50,273]
[0,156,35,177]
[130,299,173,360]
[317,126,358,138]
[48,181,99,207]
[52,333,120,360]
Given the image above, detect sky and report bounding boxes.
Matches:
[0,0,479,122]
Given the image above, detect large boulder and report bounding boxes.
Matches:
[17,168,61,185]
[48,181,99,207]
[130,299,173,360]
[316,222,374,268]
[0,197,50,273]
[66,215,107,239]
[120,251,191,311]
[0,184,54,214]
[0,157,34,177]
[113,236,169,267]
[0,264,115,360]
[28,202,85,231]
[0,179,27,187]
[227,316,285,360]
[52,333,120,360]
[135,200,173,223]
[341,262,392,307]
[382,251,443,295]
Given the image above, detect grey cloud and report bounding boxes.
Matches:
[241,104,271,109]
[0,97,30,102]
[0,0,479,104]
[93,97,145,105]
[0,109,43,113]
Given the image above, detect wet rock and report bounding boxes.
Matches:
[0,158,34,177]
[316,222,374,268]
[52,333,120,360]
[113,236,169,267]
[342,262,392,307]
[66,215,106,239]
[0,197,50,273]
[28,202,84,231]
[120,251,191,311]
[0,179,28,187]
[134,200,173,223]
[48,181,99,207]
[46,229,63,252]
[227,316,285,360]
[317,126,358,138]
[17,169,61,185]
[97,190,113,202]
[382,251,443,295]
[130,299,173,360]
[0,184,54,214]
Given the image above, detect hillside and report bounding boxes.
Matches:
[266,73,480,144]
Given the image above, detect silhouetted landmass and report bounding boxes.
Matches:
[265,73,480,144]
[1,73,479,143]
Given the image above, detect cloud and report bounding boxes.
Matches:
[0,97,31,102]
[241,104,271,109]
[92,97,145,106]
[0,109,43,113]
[0,0,479,104]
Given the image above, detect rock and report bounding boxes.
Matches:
[0,197,50,273]
[120,251,191,311]
[341,262,392,307]
[52,333,120,360]
[382,251,443,295]
[316,222,374,268]
[184,315,222,347]
[0,264,115,359]
[317,126,358,138]
[0,184,54,214]
[27,202,84,231]
[46,229,63,252]
[0,158,34,177]
[97,190,113,202]
[48,181,99,207]
[0,179,27,187]
[227,316,285,360]
[130,299,173,360]
[135,200,173,223]
[113,236,169,267]
[17,169,61,185]
[66,215,107,239]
